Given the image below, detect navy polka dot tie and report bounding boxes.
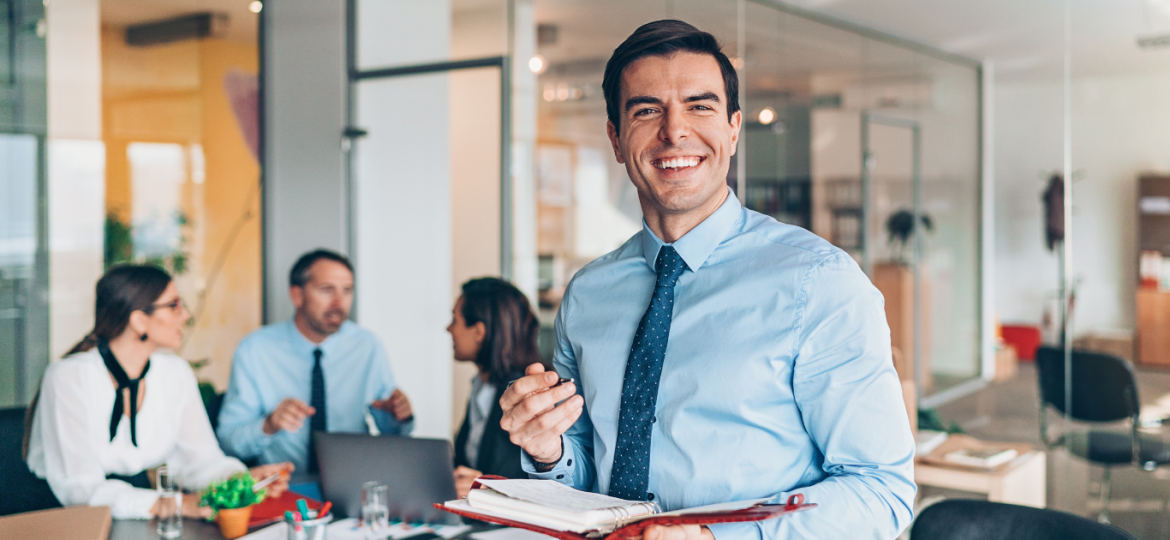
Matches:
[609,246,686,501]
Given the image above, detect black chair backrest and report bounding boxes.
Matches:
[0,406,61,516]
[911,499,1137,540]
[205,391,225,432]
[1035,346,1139,422]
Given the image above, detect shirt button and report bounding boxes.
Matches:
[556,474,564,480]
[567,459,573,466]
[647,492,655,501]
[651,416,657,423]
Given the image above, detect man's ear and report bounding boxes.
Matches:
[728,110,742,155]
[606,120,625,164]
[290,286,305,310]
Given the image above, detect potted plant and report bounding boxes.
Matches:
[201,472,267,539]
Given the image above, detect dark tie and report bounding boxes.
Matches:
[609,245,686,501]
[309,348,327,472]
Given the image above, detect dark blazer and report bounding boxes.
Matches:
[454,375,526,479]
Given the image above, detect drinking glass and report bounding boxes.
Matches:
[361,481,388,528]
[155,466,183,538]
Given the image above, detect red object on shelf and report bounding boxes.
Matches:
[249,491,321,529]
[1002,325,1042,362]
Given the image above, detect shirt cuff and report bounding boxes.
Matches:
[242,417,276,455]
[520,435,576,482]
[110,486,167,520]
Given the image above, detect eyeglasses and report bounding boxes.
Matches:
[147,298,184,313]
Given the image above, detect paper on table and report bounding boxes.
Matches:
[470,527,558,540]
[239,522,286,540]
[326,517,461,540]
[475,479,654,514]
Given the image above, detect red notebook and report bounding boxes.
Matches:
[249,490,322,528]
[435,478,815,540]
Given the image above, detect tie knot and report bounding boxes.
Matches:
[654,246,686,287]
[313,348,323,362]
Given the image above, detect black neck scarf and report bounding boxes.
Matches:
[97,340,151,446]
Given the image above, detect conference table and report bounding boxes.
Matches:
[107,514,494,540]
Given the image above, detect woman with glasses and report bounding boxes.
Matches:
[25,264,292,519]
[448,277,547,497]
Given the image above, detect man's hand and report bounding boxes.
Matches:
[499,363,583,464]
[263,398,315,435]
[625,525,714,540]
[372,388,413,421]
[453,465,482,499]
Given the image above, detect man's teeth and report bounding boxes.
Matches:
[656,157,700,169]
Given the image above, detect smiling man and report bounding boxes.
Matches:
[217,249,414,473]
[499,20,915,540]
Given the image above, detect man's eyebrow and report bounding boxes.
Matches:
[624,95,662,111]
[685,92,721,103]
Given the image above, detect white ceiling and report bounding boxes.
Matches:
[778,0,1170,80]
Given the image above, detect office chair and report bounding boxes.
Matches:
[910,499,1136,540]
[1034,346,1170,523]
[0,407,60,516]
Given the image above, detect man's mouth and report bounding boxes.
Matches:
[653,156,703,170]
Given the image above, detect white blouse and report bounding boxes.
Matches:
[27,349,246,519]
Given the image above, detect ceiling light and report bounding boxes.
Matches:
[249,1,262,13]
[758,107,776,125]
[529,55,546,74]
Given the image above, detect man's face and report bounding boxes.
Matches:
[291,260,354,337]
[607,51,741,219]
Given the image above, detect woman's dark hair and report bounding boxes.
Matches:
[25,264,172,459]
[459,277,543,386]
[65,264,173,356]
[602,19,740,135]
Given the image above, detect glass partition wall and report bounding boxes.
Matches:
[531,0,985,404]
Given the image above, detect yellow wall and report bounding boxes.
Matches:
[102,30,261,389]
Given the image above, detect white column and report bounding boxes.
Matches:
[46,0,105,359]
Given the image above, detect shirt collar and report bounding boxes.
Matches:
[640,187,742,273]
[285,318,349,356]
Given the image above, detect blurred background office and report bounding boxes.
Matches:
[4,0,1170,537]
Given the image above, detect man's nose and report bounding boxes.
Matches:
[659,106,691,145]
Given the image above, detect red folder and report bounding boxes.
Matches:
[248,490,322,528]
[435,478,816,540]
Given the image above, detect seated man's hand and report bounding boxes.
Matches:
[263,398,315,435]
[629,525,714,540]
[499,363,583,465]
[453,465,482,499]
[249,462,294,497]
[372,388,413,422]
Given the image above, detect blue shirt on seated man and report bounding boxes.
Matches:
[217,250,414,473]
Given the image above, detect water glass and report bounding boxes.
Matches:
[155,466,182,538]
[361,481,388,528]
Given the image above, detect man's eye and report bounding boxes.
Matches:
[633,108,657,116]
[692,105,712,111]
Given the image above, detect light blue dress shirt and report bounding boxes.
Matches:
[217,320,413,471]
[522,189,916,539]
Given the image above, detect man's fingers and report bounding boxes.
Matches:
[508,395,583,448]
[524,363,546,376]
[501,370,561,409]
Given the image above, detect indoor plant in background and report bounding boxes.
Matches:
[874,209,934,392]
[201,472,266,539]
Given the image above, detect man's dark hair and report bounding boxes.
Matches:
[290,249,354,288]
[602,19,739,135]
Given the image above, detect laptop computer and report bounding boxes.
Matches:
[315,432,460,524]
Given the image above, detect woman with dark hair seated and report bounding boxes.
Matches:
[448,277,546,497]
[25,264,291,519]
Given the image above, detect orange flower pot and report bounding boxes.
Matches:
[216,505,253,539]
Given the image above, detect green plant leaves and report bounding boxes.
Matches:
[199,472,267,510]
